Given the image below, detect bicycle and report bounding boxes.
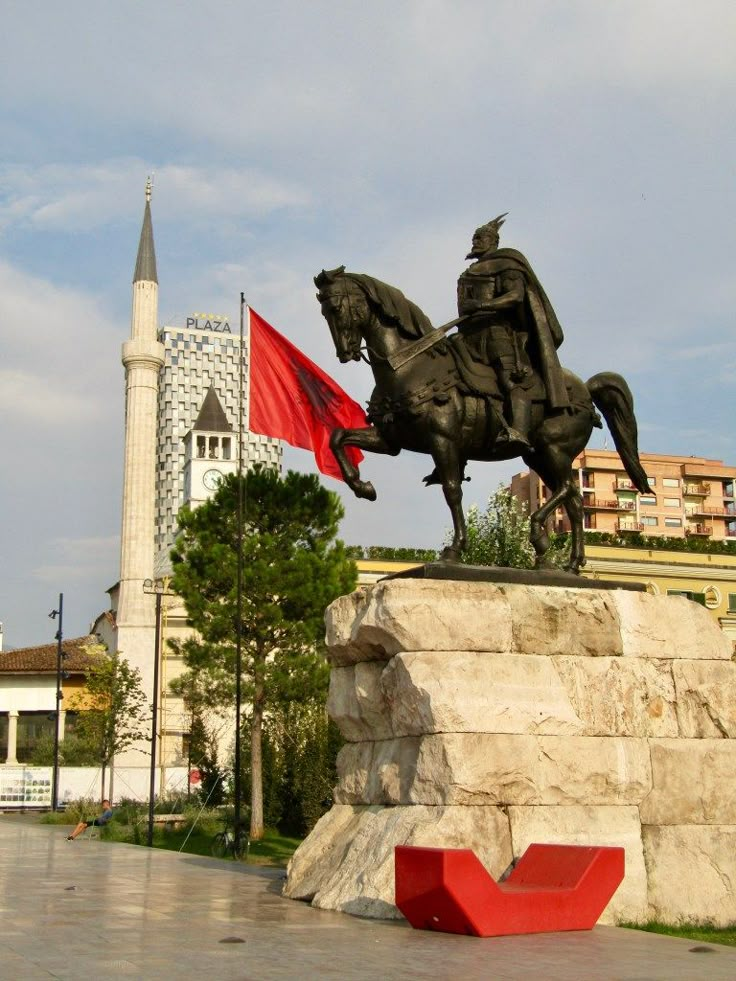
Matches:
[211,821,249,860]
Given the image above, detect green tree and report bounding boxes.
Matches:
[453,484,570,569]
[170,465,357,840]
[253,703,342,838]
[452,484,537,568]
[67,653,148,799]
[29,726,99,767]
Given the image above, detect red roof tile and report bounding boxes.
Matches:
[0,636,108,674]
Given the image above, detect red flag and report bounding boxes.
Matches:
[248,308,367,480]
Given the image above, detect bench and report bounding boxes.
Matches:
[150,813,187,830]
[395,843,625,937]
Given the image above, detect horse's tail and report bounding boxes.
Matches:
[587,372,650,495]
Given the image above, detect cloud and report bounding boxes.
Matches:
[0,161,311,235]
[0,261,121,429]
[31,536,119,584]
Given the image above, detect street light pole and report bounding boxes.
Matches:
[50,593,64,812]
[142,578,170,847]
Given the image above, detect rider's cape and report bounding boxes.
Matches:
[465,248,570,410]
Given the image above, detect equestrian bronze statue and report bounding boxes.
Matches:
[315,215,650,573]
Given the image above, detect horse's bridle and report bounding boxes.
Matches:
[338,275,387,365]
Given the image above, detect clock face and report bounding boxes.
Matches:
[203,468,223,491]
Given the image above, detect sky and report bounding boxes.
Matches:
[1,0,734,647]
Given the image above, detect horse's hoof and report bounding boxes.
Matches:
[423,469,441,486]
[440,547,460,563]
[355,481,377,501]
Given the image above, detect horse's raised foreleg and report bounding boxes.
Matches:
[329,426,399,501]
[428,437,466,562]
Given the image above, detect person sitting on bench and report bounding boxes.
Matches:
[66,800,113,840]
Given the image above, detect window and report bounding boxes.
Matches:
[728,593,736,613]
[664,517,682,527]
[663,478,680,488]
[16,712,55,764]
[647,477,656,486]
[641,516,658,526]
[664,498,681,508]
[640,496,656,506]
[668,589,706,606]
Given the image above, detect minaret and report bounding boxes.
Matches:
[116,179,164,628]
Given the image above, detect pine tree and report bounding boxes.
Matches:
[170,465,356,840]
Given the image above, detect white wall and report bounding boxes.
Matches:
[0,765,191,807]
[0,677,56,712]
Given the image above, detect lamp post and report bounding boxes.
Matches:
[142,578,173,847]
[234,291,246,844]
[48,594,64,812]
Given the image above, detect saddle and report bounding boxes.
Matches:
[448,334,546,402]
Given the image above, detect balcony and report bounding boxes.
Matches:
[615,478,634,490]
[685,524,713,537]
[726,528,736,538]
[683,482,710,496]
[690,504,736,517]
[616,521,643,533]
[584,498,628,511]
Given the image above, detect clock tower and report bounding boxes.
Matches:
[183,386,237,507]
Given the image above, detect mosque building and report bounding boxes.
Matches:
[95,184,281,771]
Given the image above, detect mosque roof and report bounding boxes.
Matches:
[0,637,107,674]
[133,181,158,284]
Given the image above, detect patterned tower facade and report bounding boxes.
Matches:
[154,318,281,565]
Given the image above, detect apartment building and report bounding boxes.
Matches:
[511,450,736,542]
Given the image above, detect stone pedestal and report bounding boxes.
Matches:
[283,578,736,926]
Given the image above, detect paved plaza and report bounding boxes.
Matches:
[0,817,734,980]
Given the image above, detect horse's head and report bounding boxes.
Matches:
[315,267,367,363]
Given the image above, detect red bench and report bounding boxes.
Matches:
[395,843,625,937]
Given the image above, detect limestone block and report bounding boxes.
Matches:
[508,586,622,657]
[325,579,513,666]
[335,734,651,807]
[555,656,678,737]
[672,660,736,738]
[335,738,420,805]
[284,803,512,919]
[508,804,649,923]
[327,662,393,741]
[610,591,732,660]
[640,739,736,825]
[384,651,584,737]
[643,825,736,927]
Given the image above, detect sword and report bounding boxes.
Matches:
[388,315,467,371]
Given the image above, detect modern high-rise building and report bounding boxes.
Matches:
[511,450,736,542]
[155,318,281,562]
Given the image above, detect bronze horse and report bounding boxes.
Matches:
[315,266,649,572]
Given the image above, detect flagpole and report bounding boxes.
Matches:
[234,291,246,850]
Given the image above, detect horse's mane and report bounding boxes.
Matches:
[346,273,434,339]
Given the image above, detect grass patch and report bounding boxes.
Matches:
[148,825,301,865]
[39,799,302,866]
[622,921,736,947]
